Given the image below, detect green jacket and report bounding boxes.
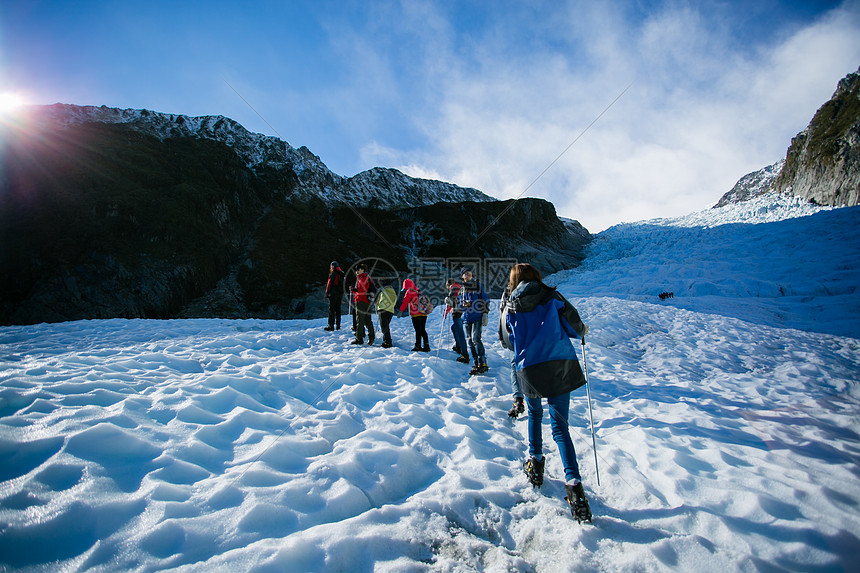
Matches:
[376,286,397,313]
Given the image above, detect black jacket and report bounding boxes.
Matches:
[326,267,345,297]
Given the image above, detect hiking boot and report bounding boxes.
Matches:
[351,338,363,345]
[324,326,334,332]
[411,346,423,352]
[523,456,545,487]
[478,363,488,373]
[469,364,481,375]
[508,397,525,419]
[421,345,430,352]
[380,341,392,348]
[565,482,592,523]
[456,354,470,364]
[452,345,461,354]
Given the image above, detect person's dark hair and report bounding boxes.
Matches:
[508,263,546,294]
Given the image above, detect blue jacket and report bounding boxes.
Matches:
[501,280,587,398]
[459,279,489,324]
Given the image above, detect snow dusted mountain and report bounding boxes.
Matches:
[1,195,858,571]
[713,160,784,208]
[31,104,495,209]
[342,167,494,210]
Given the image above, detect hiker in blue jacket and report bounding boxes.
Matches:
[500,262,592,521]
[459,267,489,375]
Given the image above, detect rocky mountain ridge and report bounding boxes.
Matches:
[30,104,495,209]
[714,160,785,208]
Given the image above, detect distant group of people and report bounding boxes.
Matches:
[324,259,593,521]
[324,261,490,374]
[658,291,675,300]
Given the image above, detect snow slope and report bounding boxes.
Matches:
[554,195,860,339]
[1,196,859,572]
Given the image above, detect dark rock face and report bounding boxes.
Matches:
[1,121,272,324]
[773,67,860,207]
[0,107,589,325]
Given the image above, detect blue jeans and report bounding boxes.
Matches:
[451,314,468,357]
[464,320,485,364]
[511,356,522,399]
[527,393,581,483]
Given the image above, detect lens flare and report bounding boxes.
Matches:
[0,92,26,114]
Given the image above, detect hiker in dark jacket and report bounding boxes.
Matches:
[500,263,591,520]
[459,267,489,374]
[445,278,470,364]
[325,261,345,331]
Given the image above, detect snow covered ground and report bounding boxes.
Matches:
[1,195,859,572]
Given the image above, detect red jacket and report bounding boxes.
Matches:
[444,281,462,318]
[353,273,374,304]
[398,279,426,317]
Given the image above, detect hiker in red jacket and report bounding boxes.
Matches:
[399,278,430,352]
[324,261,345,331]
[351,264,377,345]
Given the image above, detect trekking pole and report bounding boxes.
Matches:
[581,337,600,486]
[435,307,448,360]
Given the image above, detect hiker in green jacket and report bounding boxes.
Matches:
[376,280,397,348]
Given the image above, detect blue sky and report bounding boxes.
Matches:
[2,0,859,232]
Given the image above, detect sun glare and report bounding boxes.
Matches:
[0,92,26,114]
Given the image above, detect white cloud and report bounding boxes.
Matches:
[362,0,860,233]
